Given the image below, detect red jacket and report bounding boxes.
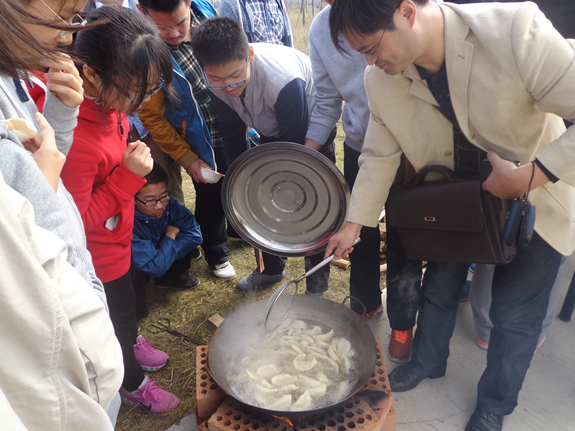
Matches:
[61,98,146,283]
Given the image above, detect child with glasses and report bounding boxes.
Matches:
[59,6,181,416]
[192,17,337,293]
[132,163,203,311]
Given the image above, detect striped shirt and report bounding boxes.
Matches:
[170,11,224,148]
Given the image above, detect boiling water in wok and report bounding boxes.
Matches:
[227,318,358,412]
[208,295,377,417]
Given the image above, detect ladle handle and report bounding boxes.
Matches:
[298,238,360,281]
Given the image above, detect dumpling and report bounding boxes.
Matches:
[292,391,312,411]
[293,353,317,371]
[314,329,334,342]
[333,338,351,356]
[270,394,292,410]
[257,364,280,379]
[307,383,327,398]
[271,374,297,386]
[298,374,322,388]
[290,320,308,330]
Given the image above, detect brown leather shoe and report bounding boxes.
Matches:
[388,329,413,364]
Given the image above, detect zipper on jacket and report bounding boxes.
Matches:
[117,112,125,140]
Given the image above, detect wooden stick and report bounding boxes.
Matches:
[255,248,265,273]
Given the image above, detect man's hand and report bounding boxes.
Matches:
[165,225,180,240]
[325,222,363,259]
[40,54,84,109]
[186,158,211,183]
[123,141,153,177]
[305,138,322,151]
[483,152,550,199]
[30,112,66,193]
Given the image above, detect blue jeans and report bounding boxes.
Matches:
[411,231,561,415]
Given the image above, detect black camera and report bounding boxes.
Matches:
[502,199,535,247]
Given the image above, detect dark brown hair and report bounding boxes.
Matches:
[0,0,95,78]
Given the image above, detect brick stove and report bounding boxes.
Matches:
[195,339,396,431]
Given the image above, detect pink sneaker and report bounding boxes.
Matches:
[134,335,169,371]
[120,376,179,416]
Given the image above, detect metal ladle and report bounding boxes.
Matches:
[264,238,361,331]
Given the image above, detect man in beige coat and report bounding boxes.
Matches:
[326,1,575,430]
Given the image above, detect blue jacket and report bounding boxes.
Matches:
[160,0,218,169]
[163,56,217,170]
[132,197,202,278]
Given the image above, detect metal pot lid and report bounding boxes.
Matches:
[222,143,350,257]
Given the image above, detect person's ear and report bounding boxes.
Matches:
[399,0,417,28]
[248,45,255,63]
[136,4,144,14]
[82,64,101,87]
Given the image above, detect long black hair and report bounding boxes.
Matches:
[73,6,173,114]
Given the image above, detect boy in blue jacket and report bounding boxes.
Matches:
[132,164,203,296]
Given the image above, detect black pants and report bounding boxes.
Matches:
[103,270,144,392]
[193,147,230,267]
[343,144,384,314]
[131,251,195,319]
[385,223,424,329]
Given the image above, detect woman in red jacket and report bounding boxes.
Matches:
[61,6,178,416]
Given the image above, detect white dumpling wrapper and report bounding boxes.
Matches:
[279,383,299,393]
[270,394,292,410]
[327,346,339,362]
[256,384,279,395]
[290,320,307,330]
[314,329,334,342]
[293,353,317,371]
[298,374,322,388]
[340,354,351,375]
[257,364,280,379]
[333,338,351,356]
[307,345,326,355]
[292,390,312,411]
[308,383,327,398]
[271,374,297,386]
[290,342,304,354]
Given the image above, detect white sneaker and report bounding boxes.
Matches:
[211,261,236,279]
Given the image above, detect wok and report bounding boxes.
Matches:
[208,295,377,417]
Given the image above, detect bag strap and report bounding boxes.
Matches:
[412,165,459,186]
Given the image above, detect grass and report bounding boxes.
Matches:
[115,8,385,431]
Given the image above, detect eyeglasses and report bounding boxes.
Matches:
[202,58,249,91]
[113,76,165,103]
[38,0,87,38]
[136,190,171,207]
[356,4,399,60]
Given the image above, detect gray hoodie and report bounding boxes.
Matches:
[305,6,370,153]
[0,74,107,307]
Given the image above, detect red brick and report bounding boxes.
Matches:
[293,395,381,431]
[208,397,293,431]
[361,340,392,396]
[196,345,227,420]
[378,406,396,431]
